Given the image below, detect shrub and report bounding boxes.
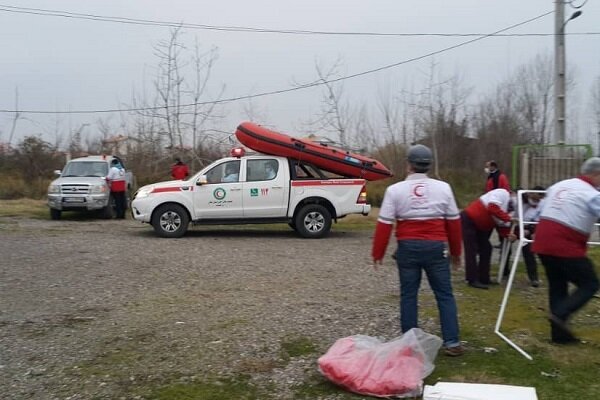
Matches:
[0,173,51,200]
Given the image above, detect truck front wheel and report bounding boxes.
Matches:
[295,204,332,238]
[152,204,189,238]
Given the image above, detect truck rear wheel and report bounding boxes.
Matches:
[152,204,189,238]
[50,208,61,220]
[294,204,332,238]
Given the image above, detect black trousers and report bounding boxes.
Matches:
[538,254,599,325]
[112,191,126,219]
[521,243,539,282]
[461,212,493,284]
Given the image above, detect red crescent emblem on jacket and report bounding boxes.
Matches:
[555,189,567,200]
[413,185,425,197]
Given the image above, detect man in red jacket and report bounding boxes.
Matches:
[532,157,600,344]
[371,144,464,356]
[171,158,189,180]
[461,188,512,289]
[485,160,510,193]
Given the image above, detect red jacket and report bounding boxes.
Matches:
[171,163,189,180]
[371,173,462,261]
[463,189,512,237]
[485,171,510,193]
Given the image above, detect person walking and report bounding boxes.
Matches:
[106,158,127,219]
[171,158,189,180]
[532,158,600,344]
[461,188,512,289]
[371,144,465,356]
[485,160,510,192]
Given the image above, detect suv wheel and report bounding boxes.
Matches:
[152,204,189,238]
[50,208,61,220]
[101,196,114,219]
[294,204,332,238]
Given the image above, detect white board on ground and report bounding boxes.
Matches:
[423,382,537,400]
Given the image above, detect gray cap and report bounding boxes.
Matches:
[407,144,433,166]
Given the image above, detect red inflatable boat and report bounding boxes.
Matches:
[235,122,393,181]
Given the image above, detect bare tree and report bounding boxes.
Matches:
[123,28,223,183]
[375,82,417,177]
[304,58,351,146]
[512,53,554,144]
[412,62,471,177]
[7,87,23,146]
[187,39,225,171]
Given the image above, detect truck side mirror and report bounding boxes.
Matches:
[196,175,208,186]
[54,170,62,176]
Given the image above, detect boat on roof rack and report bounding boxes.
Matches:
[234,122,393,181]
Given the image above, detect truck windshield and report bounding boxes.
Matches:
[62,161,108,177]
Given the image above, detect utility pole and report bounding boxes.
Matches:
[554,1,582,144]
[554,0,566,144]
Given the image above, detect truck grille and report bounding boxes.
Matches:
[61,184,91,194]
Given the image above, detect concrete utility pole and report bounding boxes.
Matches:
[554,1,582,144]
[555,0,566,144]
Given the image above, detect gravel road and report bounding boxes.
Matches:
[0,217,441,399]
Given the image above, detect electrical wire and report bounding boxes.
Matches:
[0,10,559,115]
[0,4,597,37]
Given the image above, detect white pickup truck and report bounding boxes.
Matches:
[131,150,371,238]
[47,155,134,220]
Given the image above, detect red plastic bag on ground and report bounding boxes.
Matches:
[318,328,442,398]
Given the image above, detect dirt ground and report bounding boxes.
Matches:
[0,217,414,399]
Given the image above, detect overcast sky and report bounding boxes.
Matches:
[1,0,599,147]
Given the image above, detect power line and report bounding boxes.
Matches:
[0,4,597,37]
[0,10,555,115]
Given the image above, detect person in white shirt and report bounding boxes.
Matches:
[509,186,545,287]
[264,161,278,180]
[371,144,465,357]
[222,163,239,183]
[106,159,127,219]
[532,158,600,344]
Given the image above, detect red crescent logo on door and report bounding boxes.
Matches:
[413,185,425,197]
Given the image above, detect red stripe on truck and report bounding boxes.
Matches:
[291,179,365,187]
[151,186,192,193]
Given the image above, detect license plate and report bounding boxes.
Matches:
[63,197,85,203]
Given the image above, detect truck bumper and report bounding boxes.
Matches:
[361,204,371,216]
[48,194,109,211]
[131,198,153,223]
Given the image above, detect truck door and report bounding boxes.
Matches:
[242,158,288,217]
[193,160,244,218]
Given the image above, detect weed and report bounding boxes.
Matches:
[280,336,318,359]
[0,199,48,218]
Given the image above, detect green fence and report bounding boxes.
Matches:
[511,144,593,189]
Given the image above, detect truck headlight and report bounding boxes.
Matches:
[134,187,152,199]
[91,184,108,194]
[48,184,60,194]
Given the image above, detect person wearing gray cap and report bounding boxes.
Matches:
[371,144,465,356]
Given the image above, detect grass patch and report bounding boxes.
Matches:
[0,198,48,218]
[334,212,377,231]
[280,336,319,359]
[73,347,144,379]
[293,371,374,399]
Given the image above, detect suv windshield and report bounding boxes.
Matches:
[62,161,108,177]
